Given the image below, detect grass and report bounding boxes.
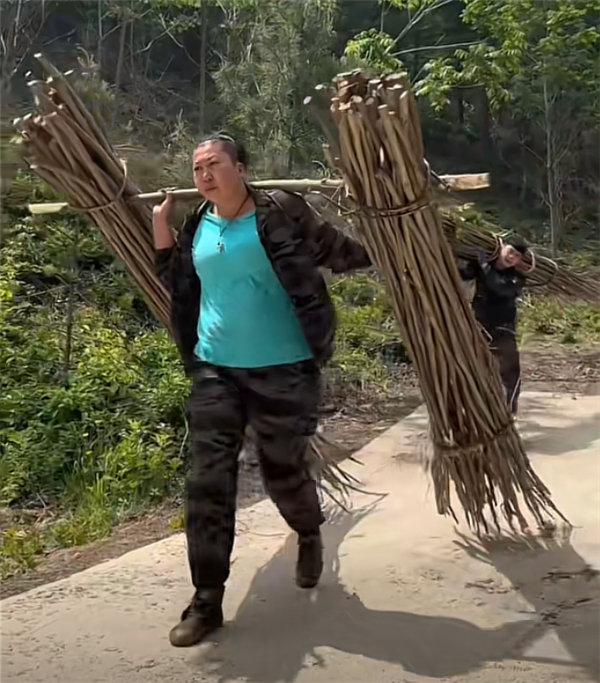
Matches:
[518,295,600,348]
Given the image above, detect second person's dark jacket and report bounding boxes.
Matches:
[460,258,526,332]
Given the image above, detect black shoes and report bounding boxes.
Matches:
[169,589,224,648]
[295,530,323,589]
[171,532,324,646]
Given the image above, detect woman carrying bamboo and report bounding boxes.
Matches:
[152,133,371,647]
[459,236,530,415]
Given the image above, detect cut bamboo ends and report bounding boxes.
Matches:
[312,70,569,534]
[15,55,171,331]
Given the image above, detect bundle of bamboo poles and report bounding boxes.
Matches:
[442,213,600,304]
[14,55,171,331]
[308,71,568,533]
[13,55,359,506]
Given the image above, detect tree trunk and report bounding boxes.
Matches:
[0,33,15,105]
[543,77,561,256]
[199,0,208,133]
[111,19,128,128]
[97,0,103,72]
[0,0,23,111]
[477,87,495,164]
[129,15,135,80]
[457,94,464,125]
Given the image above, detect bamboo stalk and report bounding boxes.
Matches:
[27,172,491,215]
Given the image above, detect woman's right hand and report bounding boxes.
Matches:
[152,192,176,226]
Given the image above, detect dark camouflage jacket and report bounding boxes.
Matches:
[155,188,371,372]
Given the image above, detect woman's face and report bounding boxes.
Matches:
[192,141,246,204]
[498,244,524,269]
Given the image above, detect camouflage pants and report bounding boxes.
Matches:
[184,360,325,592]
[489,326,521,414]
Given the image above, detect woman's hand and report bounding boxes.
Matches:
[152,192,177,250]
[153,192,176,227]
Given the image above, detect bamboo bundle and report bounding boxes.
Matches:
[14,56,363,506]
[441,213,600,305]
[14,56,171,331]
[309,71,568,533]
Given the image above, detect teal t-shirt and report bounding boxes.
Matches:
[191,208,313,368]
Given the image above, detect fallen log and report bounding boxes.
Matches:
[307,71,568,533]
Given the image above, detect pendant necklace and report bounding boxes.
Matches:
[216,193,250,254]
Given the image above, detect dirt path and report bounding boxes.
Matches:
[1,347,598,600]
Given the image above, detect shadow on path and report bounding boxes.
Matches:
[455,531,600,682]
[196,507,559,682]
[517,396,600,456]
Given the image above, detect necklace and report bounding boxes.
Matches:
[216,193,250,254]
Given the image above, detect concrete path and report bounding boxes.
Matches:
[2,392,599,683]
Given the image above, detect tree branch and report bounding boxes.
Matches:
[393,40,482,57]
[387,0,456,54]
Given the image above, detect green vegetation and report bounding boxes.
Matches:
[519,298,600,348]
[0,215,188,578]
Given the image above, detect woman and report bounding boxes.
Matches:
[459,236,530,415]
[153,133,371,647]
